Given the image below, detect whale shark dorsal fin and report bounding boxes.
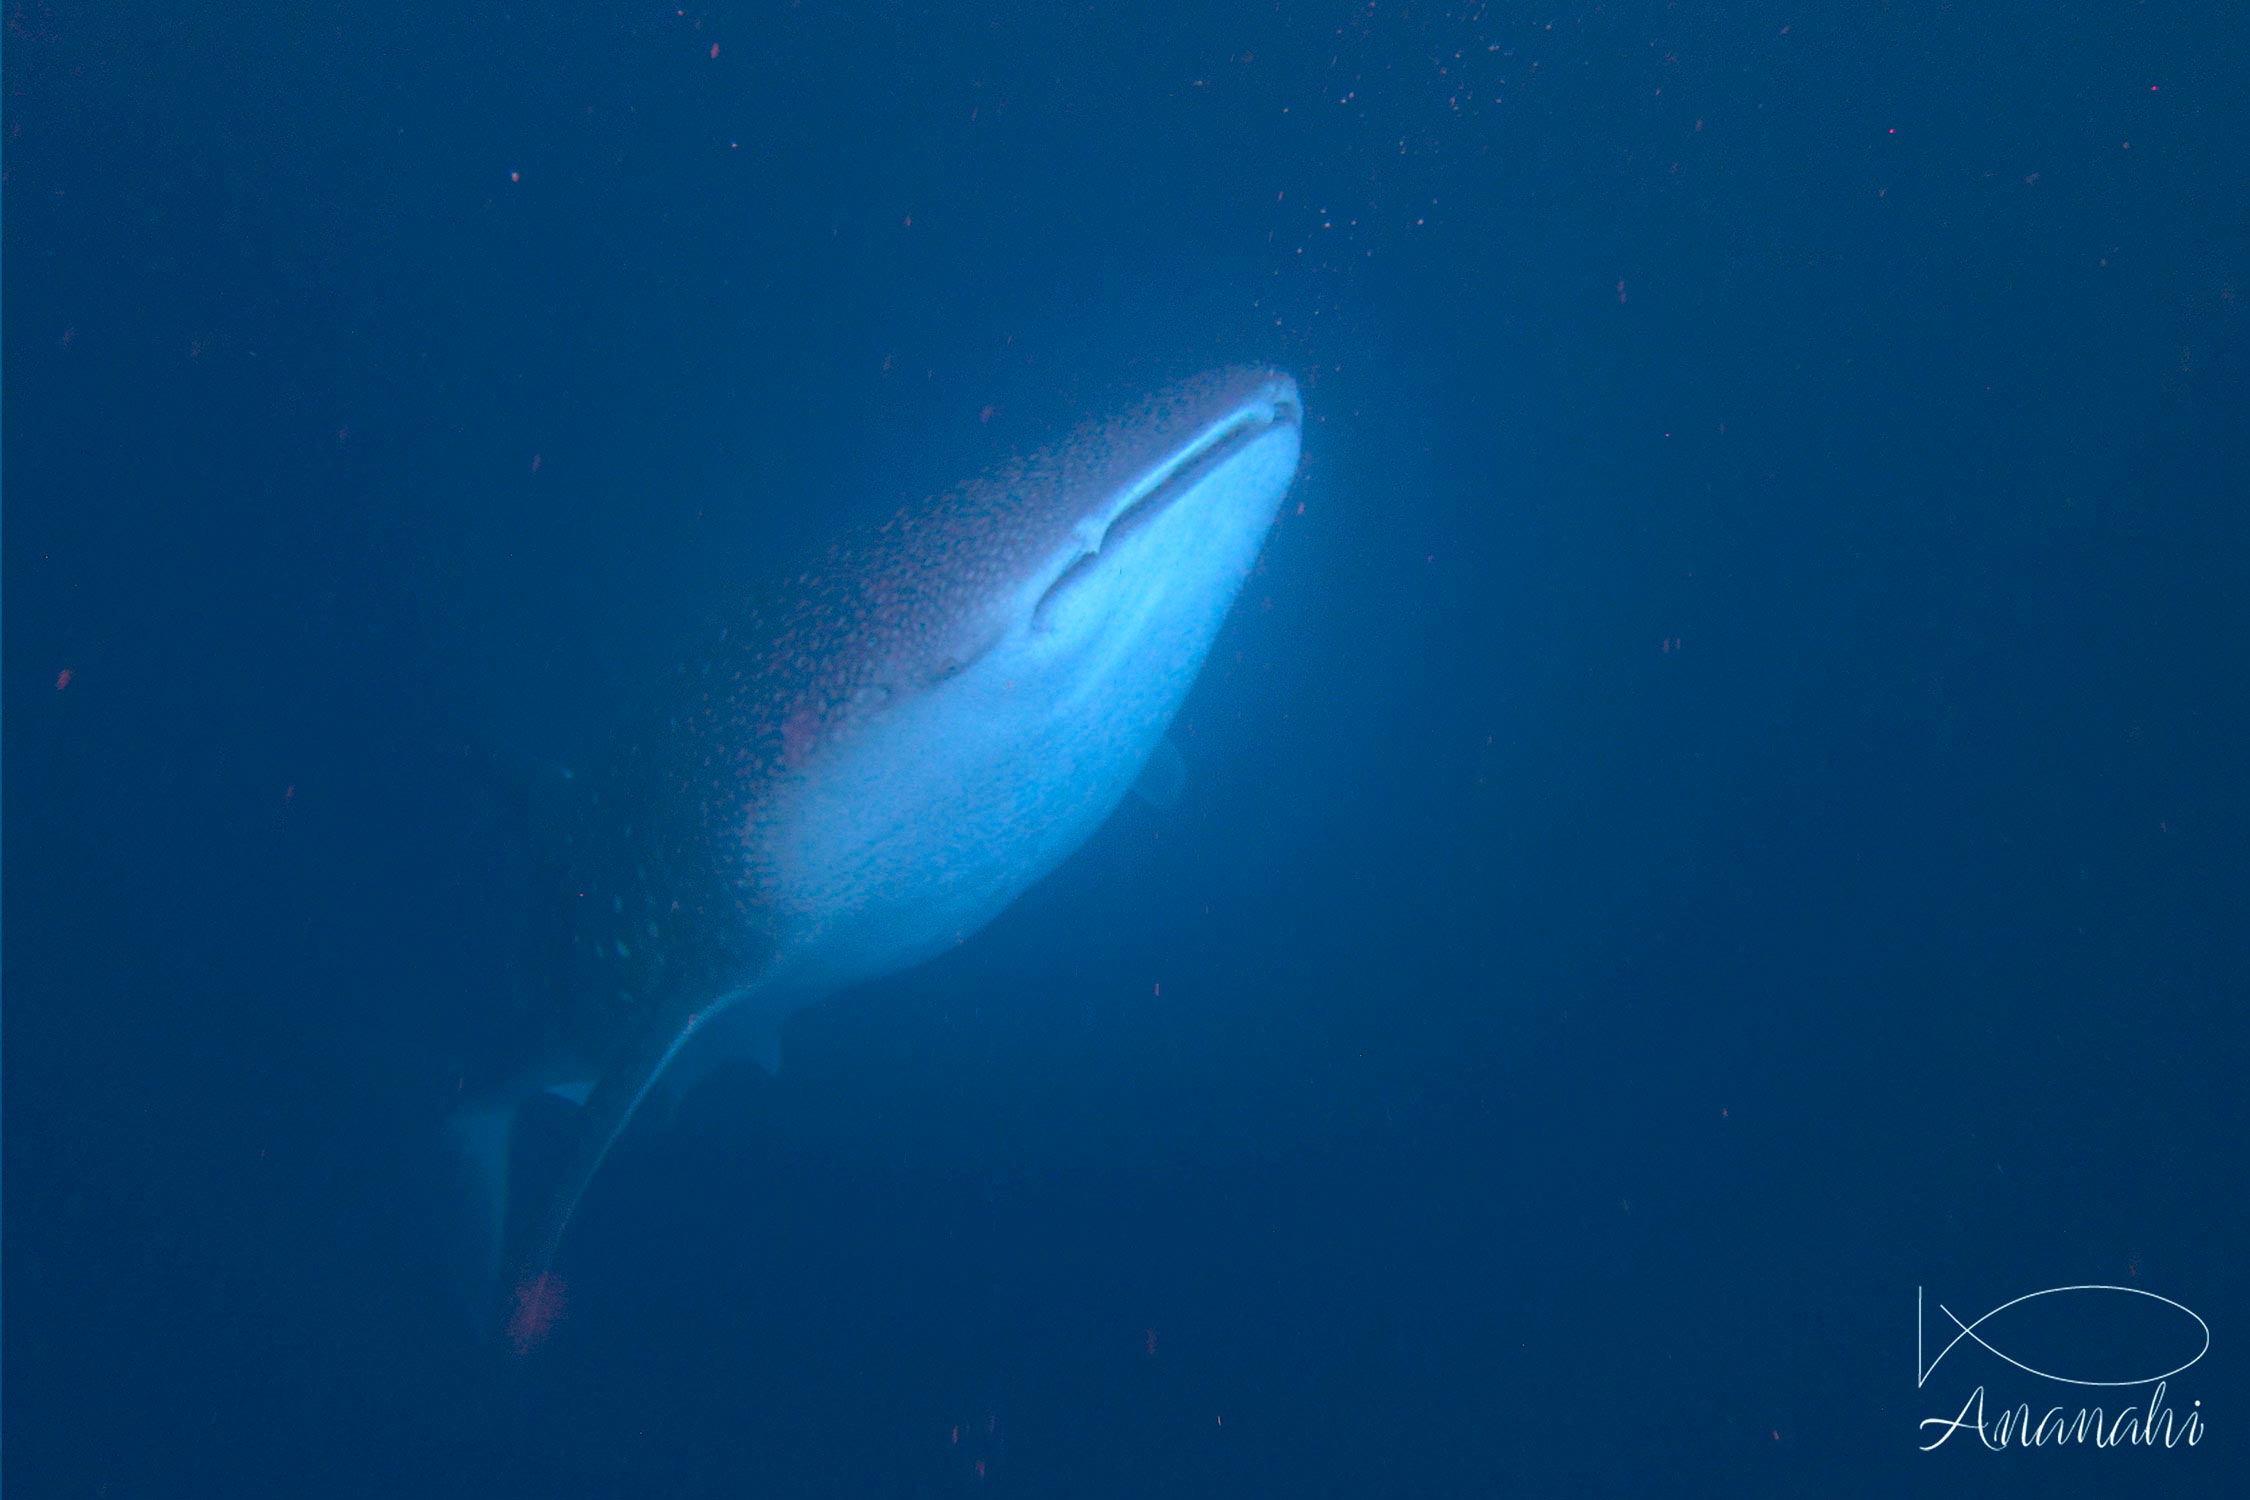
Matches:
[1131,735,1187,811]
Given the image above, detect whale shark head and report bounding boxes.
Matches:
[747,366,1305,991]
[897,365,1302,723]
[1015,367,1303,681]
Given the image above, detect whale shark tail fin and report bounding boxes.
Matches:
[439,1095,510,1339]
[437,1075,592,1346]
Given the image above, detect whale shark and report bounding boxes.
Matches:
[452,365,1304,1346]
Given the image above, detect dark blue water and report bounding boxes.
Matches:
[8,4,2245,1495]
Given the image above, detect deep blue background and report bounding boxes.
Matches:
[8,2,2246,1495]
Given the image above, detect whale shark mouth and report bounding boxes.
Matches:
[1032,395,1303,628]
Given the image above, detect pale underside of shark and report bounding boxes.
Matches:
[452,366,1305,1346]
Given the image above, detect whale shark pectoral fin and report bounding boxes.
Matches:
[442,992,756,1353]
[647,996,788,1131]
[733,998,786,1075]
[1131,734,1187,811]
[505,998,738,1351]
[438,1091,522,1340]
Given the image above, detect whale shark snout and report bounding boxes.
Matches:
[1030,374,1302,636]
